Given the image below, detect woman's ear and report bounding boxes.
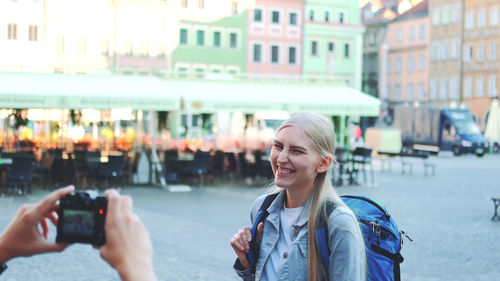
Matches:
[316,155,333,173]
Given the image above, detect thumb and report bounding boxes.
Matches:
[256,222,264,242]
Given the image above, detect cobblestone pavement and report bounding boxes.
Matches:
[1,153,499,281]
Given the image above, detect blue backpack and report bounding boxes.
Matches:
[248,194,410,281]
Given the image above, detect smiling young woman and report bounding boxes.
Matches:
[230,112,366,281]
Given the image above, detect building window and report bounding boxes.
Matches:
[395,57,402,73]
[180,29,188,45]
[311,41,318,56]
[408,56,414,72]
[101,39,109,56]
[28,25,37,41]
[478,10,486,27]
[140,43,149,57]
[328,42,334,53]
[289,46,296,64]
[324,11,330,22]
[407,84,414,101]
[491,7,499,26]
[477,77,485,97]
[387,59,392,74]
[490,42,498,60]
[231,1,237,14]
[253,44,262,62]
[7,23,17,40]
[254,9,262,22]
[56,35,65,54]
[440,42,448,61]
[440,78,448,100]
[441,7,450,24]
[198,0,204,9]
[430,79,438,100]
[418,55,425,70]
[272,11,280,24]
[418,83,425,101]
[368,33,376,45]
[196,30,204,46]
[489,75,498,97]
[213,32,221,47]
[465,77,473,98]
[125,41,133,57]
[157,44,166,58]
[451,5,461,23]
[309,10,314,21]
[466,12,474,29]
[181,0,187,8]
[450,77,459,99]
[339,12,344,23]
[409,26,415,40]
[464,45,473,62]
[451,39,459,59]
[344,43,350,59]
[289,12,297,26]
[78,37,87,55]
[229,33,237,48]
[271,45,279,63]
[433,10,440,26]
[395,84,402,101]
[478,44,485,61]
[386,84,391,99]
[396,28,403,42]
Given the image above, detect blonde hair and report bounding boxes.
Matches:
[269,112,349,281]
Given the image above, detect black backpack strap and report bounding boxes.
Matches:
[247,193,279,274]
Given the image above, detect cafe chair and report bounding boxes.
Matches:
[5,154,35,195]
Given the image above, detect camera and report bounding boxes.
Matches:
[56,191,108,245]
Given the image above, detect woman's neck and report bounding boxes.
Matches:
[285,185,314,208]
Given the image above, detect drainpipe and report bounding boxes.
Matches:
[458,0,465,106]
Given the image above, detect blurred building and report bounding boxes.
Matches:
[245,0,304,79]
[381,0,429,104]
[362,4,397,97]
[462,0,499,128]
[302,0,365,90]
[428,0,463,107]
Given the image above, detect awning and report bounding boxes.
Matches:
[0,72,180,110]
[174,80,381,116]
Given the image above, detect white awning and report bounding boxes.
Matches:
[0,72,180,110]
[174,80,381,116]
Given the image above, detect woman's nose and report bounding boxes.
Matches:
[276,150,288,163]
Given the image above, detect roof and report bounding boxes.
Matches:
[394,0,428,21]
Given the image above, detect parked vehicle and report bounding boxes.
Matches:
[392,106,489,157]
[484,99,500,153]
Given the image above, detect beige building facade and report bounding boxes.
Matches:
[382,0,429,104]
[463,0,500,128]
[429,0,463,106]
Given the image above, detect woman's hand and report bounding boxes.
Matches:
[99,189,156,281]
[230,222,263,269]
[0,185,75,263]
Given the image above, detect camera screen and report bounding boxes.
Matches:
[62,210,95,236]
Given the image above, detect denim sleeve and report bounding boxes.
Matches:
[328,208,366,281]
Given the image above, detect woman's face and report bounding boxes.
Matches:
[270,125,324,191]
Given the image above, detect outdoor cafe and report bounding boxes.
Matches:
[0,72,381,194]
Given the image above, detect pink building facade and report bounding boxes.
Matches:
[382,1,430,103]
[246,0,303,77]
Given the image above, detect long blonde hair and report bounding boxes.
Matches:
[270,112,349,281]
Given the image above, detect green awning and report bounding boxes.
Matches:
[0,72,180,110]
[174,80,381,116]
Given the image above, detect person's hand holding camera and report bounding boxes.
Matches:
[0,185,75,264]
[99,189,157,281]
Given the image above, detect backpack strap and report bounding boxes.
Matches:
[314,200,336,274]
[247,193,279,274]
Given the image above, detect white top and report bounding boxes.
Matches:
[260,205,304,281]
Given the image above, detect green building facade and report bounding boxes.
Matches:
[171,12,248,77]
[302,0,365,90]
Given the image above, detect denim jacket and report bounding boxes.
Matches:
[234,190,365,281]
